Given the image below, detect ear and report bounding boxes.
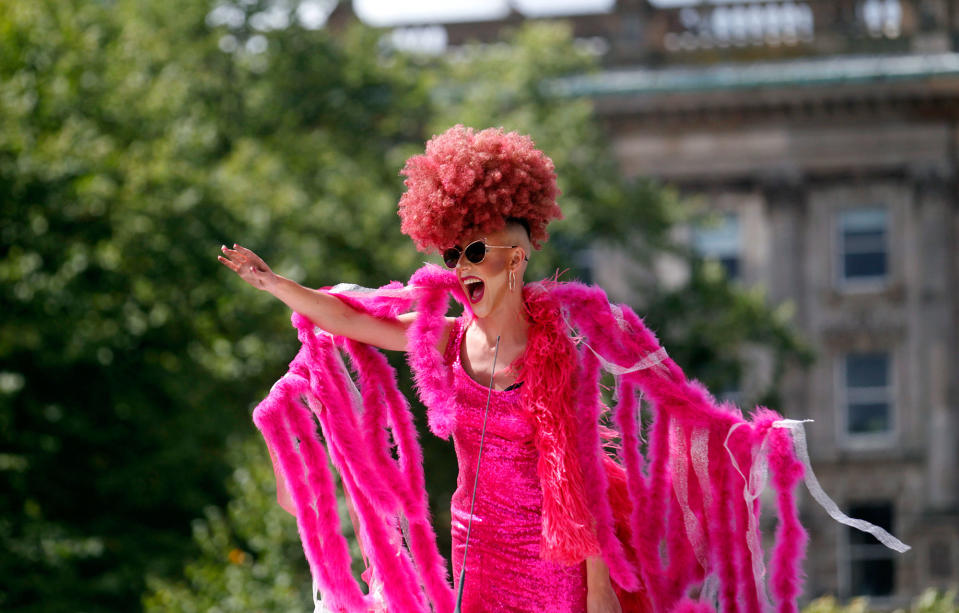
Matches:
[510,249,525,269]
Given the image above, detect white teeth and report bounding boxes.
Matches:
[463,278,482,287]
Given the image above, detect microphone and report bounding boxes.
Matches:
[454,335,500,613]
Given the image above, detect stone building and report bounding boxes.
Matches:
[350,0,959,602]
[550,2,959,602]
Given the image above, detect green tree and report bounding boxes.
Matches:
[142,437,315,613]
[1,1,429,610]
[801,590,959,613]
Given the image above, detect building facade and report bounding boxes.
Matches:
[350,0,959,602]
[562,2,959,602]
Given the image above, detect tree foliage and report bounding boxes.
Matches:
[1,1,425,609]
[142,437,314,613]
[0,1,809,611]
[803,590,959,613]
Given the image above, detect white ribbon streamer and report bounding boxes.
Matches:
[328,283,419,299]
[690,427,713,511]
[772,419,911,553]
[699,573,720,608]
[723,423,773,609]
[562,309,671,376]
[670,420,709,570]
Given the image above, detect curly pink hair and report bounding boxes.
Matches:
[398,125,562,252]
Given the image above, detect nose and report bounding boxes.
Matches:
[455,250,472,270]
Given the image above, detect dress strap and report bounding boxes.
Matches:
[442,317,465,365]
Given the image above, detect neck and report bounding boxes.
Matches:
[471,286,528,348]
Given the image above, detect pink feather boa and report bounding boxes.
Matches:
[252,265,811,613]
[518,284,602,565]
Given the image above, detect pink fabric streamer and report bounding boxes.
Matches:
[252,265,817,612]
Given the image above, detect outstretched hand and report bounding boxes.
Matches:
[218,244,277,291]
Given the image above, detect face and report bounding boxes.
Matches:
[450,228,525,319]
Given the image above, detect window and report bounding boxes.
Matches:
[847,502,896,596]
[575,248,595,285]
[692,212,740,280]
[929,541,953,579]
[718,382,743,408]
[838,207,888,283]
[844,353,892,436]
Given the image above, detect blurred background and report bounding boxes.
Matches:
[1,0,956,611]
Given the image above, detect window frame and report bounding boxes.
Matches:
[836,350,897,449]
[692,210,741,281]
[835,205,890,290]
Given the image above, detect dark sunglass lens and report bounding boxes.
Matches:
[464,241,487,264]
[442,248,461,268]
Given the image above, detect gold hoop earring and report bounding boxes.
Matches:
[509,270,515,292]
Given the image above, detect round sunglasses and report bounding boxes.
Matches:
[442,240,526,269]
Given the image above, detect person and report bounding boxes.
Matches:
[219,126,628,612]
[217,125,864,613]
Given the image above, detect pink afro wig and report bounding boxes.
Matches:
[398,125,563,252]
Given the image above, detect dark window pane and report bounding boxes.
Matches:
[719,256,739,280]
[848,502,895,596]
[847,354,888,388]
[840,208,887,281]
[693,213,739,281]
[850,557,894,596]
[848,503,893,544]
[848,402,890,434]
[843,229,885,252]
[844,252,887,278]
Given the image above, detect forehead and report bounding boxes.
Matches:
[456,227,511,247]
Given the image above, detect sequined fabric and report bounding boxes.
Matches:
[446,318,587,613]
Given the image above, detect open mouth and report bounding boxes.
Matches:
[463,277,485,303]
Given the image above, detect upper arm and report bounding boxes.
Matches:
[395,313,456,355]
[345,310,454,354]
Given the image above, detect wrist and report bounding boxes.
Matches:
[585,556,612,588]
[263,272,285,294]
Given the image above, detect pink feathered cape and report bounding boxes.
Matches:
[252,264,809,613]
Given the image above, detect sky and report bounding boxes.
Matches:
[351,0,698,27]
[223,0,772,33]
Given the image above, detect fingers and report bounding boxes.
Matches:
[218,245,248,272]
[233,244,259,260]
[236,246,268,271]
[217,254,239,271]
[220,244,243,259]
[219,243,266,281]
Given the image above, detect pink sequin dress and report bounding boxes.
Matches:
[444,318,587,613]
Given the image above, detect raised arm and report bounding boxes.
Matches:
[218,244,435,352]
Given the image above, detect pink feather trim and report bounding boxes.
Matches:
[520,284,602,564]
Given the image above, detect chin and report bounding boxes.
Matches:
[471,288,506,319]
[470,303,491,319]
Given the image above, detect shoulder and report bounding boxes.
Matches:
[395,313,457,355]
[528,277,615,312]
